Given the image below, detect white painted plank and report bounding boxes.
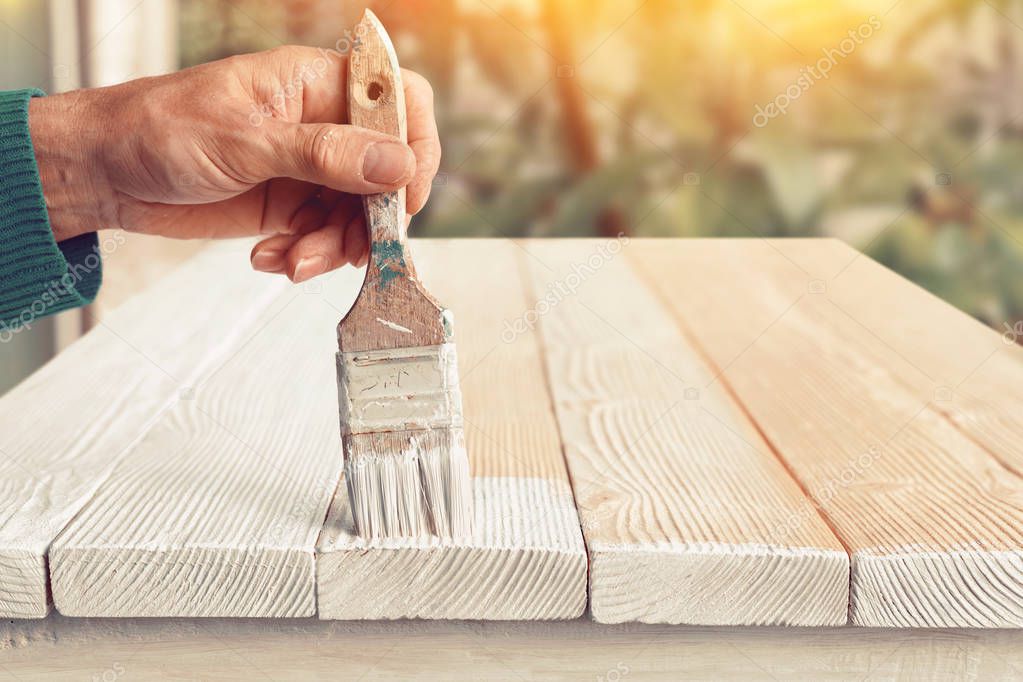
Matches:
[633,239,1023,628]
[316,240,588,620]
[0,241,287,617]
[524,240,848,625]
[49,264,364,617]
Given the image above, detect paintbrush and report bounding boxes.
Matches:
[336,9,472,540]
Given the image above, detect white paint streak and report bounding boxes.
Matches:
[334,478,579,551]
[375,317,412,334]
[336,343,463,434]
[317,477,587,619]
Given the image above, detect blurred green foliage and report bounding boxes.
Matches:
[180,0,1023,330]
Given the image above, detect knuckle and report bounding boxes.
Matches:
[268,45,318,71]
[307,125,353,176]
[266,45,295,61]
[222,53,249,70]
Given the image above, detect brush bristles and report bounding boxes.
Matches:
[337,343,473,540]
[343,429,473,540]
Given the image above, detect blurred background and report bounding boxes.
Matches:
[2,0,1023,391]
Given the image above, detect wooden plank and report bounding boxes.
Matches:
[316,240,588,620]
[0,241,286,618]
[524,240,848,625]
[633,239,1023,627]
[787,240,1023,476]
[49,264,364,617]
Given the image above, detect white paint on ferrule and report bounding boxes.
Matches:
[337,343,464,435]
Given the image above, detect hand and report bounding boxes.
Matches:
[28,46,441,282]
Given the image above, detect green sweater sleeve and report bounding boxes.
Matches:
[0,88,101,335]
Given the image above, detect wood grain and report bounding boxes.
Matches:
[48,265,364,617]
[317,240,587,619]
[0,241,287,617]
[523,240,848,625]
[787,240,1023,477]
[13,236,1019,626]
[633,239,1023,627]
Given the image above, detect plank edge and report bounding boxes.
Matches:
[50,545,316,618]
[589,544,850,626]
[851,549,1023,628]
[316,545,587,620]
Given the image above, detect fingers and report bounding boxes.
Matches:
[246,47,439,207]
[249,196,368,280]
[249,232,301,274]
[259,120,416,194]
[281,46,346,124]
[402,69,442,215]
[285,212,368,282]
[344,214,370,268]
[259,178,325,235]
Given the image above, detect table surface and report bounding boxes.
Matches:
[1,238,1021,629]
[2,616,1022,681]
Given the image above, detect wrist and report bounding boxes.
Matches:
[28,91,117,242]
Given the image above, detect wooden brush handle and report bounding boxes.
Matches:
[348,9,410,289]
[338,10,448,353]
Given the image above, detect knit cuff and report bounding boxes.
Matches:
[0,88,102,333]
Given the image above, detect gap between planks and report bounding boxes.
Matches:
[48,278,359,617]
[631,239,1023,628]
[15,237,1006,625]
[521,240,849,626]
[0,241,290,618]
[316,241,587,620]
[43,239,587,620]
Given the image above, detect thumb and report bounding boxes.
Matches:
[260,121,416,193]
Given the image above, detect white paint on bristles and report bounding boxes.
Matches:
[338,343,471,540]
[343,430,473,541]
